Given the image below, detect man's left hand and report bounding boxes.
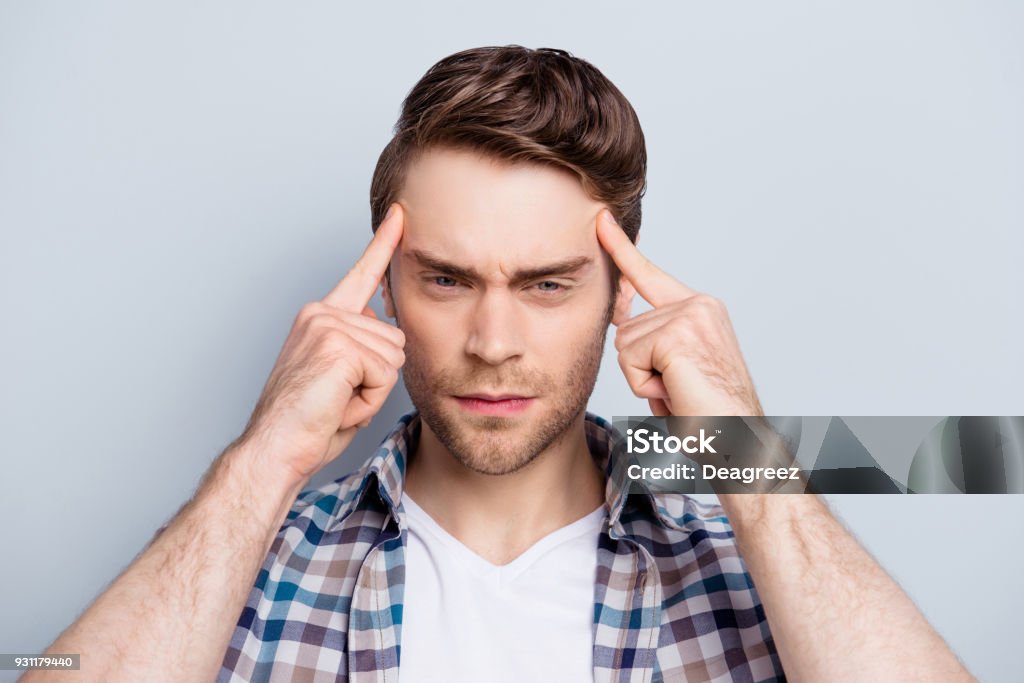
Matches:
[597,209,763,417]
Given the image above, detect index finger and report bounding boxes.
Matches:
[595,209,695,308]
[323,203,404,312]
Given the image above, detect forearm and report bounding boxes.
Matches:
[718,493,974,683]
[27,437,308,683]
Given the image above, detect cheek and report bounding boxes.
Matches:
[393,296,470,365]
[398,303,452,347]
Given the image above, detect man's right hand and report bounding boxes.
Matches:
[26,206,408,683]
[241,203,406,483]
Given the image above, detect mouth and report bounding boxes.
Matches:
[452,394,536,416]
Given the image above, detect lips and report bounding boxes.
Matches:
[452,394,536,416]
[457,393,533,401]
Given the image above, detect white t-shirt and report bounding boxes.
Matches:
[399,493,607,682]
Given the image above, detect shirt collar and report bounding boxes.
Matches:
[335,409,688,536]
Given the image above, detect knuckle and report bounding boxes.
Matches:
[303,304,346,331]
[376,354,395,379]
[616,351,633,376]
[366,321,397,342]
[296,301,320,324]
[368,319,403,345]
[315,328,352,355]
[334,354,362,387]
[307,312,341,333]
[692,293,721,312]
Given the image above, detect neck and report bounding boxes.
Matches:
[403,411,606,565]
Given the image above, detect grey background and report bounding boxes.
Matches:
[1,1,1021,681]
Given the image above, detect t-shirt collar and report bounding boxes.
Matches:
[334,410,687,536]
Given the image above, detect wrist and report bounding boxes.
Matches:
[232,423,315,485]
[214,434,311,528]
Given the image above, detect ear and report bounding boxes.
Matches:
[611,275,636,326]
[382,270,396,319]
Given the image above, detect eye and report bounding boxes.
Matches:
[535,281,565,293]
[433,276,459,288]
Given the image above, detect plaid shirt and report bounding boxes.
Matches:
[218,411,785,682]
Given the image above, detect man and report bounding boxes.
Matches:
[31,46,973,682]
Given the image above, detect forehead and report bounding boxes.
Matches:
[396,147,604,268]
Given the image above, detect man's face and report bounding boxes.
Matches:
[383,147,626,476]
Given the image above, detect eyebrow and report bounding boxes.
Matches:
[406,248,594,284]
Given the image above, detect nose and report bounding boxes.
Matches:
[464,288,526,365]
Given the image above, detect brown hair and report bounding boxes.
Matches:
[370,45,647,289]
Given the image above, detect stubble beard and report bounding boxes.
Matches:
[400,304,614,476]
